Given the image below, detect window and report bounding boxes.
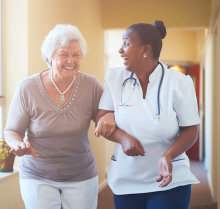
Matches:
[104,29,124,71]
[0,0,3,139]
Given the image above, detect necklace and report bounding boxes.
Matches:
[51,70,76,102]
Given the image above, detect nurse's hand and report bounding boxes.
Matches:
[120,133,145,156]
[95,113,116,137]
[9,141,37,158]
[156,154,173,187]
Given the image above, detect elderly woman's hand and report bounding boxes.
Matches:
[156,154,173,187]
[95,113,116,137]
[9,141,37,158]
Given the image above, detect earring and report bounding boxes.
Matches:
[143,54,147,58]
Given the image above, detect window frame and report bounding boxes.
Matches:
[0,0,2,96]
[0,0,4,139]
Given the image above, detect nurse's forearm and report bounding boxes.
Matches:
[96,109,145,156]
[105,128,146,156]
[110,128,131,144]
[96,109,135,143]
[162,124,199,159]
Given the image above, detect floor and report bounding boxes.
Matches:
[97,160,217,209]
[190,161,216,207]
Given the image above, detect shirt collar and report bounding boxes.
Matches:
[127,61,164,84]
[148,61,164,83]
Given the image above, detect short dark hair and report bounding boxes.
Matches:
[127,20,166,59]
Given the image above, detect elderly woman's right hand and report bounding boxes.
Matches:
[120,133,145,156]
[95,112,116,137]
[9,141,37,158]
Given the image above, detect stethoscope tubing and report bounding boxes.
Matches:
[122,72,136,86]
[156,62,165,117]
[121,61,165,117]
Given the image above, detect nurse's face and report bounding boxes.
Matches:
[118,30,144,72]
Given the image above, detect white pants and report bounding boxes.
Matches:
[20,176,98,209]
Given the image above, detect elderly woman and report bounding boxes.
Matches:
[4,24,103,209]
[95,20,200,209]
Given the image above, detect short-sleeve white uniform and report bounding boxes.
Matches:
[99,62,200,195]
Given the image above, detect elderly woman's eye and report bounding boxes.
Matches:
[60,53,68,57]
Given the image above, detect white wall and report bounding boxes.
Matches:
[203,3,220,203]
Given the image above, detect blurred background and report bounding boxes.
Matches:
[0,0,219,208]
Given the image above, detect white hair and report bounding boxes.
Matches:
[41,24,88,67]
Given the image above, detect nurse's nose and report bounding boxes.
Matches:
[118,46,123,54]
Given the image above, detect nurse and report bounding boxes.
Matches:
[95,20,200,209]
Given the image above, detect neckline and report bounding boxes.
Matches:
[51,69,76,96]
[148,62,163,82]
[37,70,79,108]
[130,61,164,85]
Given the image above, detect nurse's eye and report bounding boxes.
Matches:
[125,42,130,47]
[122,42,130,48]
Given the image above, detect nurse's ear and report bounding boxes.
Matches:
[141,44,152,59]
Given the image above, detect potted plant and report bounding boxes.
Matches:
[0,140,15,172]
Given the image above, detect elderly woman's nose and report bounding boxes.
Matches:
[67,56,75,63]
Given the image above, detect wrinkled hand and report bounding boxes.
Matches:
[156,155,172,187]
[120,134,145,156]
[9,141,37,158]
[95,113,116,137]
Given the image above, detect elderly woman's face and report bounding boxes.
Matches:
[51,41,82,78]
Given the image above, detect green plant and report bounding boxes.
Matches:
[0,141,10,169]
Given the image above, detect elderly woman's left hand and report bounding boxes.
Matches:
[95,113,116,137]
[156,154,173,187]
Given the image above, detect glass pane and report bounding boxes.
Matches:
[0,105,3,139]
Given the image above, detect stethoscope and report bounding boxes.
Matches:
[119,61,165,119]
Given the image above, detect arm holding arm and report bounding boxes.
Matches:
[96,70,145,156]
[95,109,145,156]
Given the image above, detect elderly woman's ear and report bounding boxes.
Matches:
[49,60,52,68]
[44,57,51,68]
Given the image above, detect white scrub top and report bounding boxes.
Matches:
[99,62,200,195]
